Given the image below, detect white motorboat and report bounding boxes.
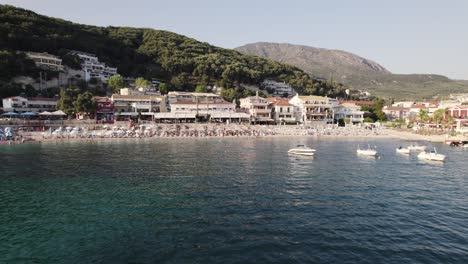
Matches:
[357,145,378,156]
[288,145,316,156]
[396,146,410,154]
[418,148,446,162]
[407,144,426,151]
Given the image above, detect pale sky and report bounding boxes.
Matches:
[2,0,467,79]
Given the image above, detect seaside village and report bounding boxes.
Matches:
[1,51,468,142]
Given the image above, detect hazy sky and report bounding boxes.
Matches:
[2,0,467,79]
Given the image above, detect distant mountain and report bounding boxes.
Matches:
[236,42,468,99]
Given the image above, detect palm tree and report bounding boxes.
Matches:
[417,109,430,123]
[433,109,445,129]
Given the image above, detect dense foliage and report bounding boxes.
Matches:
[0,5,347,99]
[361,99,387,122]
[57,88,96,116]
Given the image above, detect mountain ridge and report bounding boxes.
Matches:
[235,42,468,99]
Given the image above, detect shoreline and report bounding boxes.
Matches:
[6,124,465,145]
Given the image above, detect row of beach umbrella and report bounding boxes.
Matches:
[1,110,67,117]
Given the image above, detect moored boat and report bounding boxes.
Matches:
[407,144,426,151]
[288,145,316,156]
[357,145,378,156]
[396,146,410,154]
[418,148,446,162]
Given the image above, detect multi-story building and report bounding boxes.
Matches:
[448,105,468,119]
[170,97,236,115]
[70,51,118,82]
[2,96,58,113]
[154,92,239,123]
[95,96,114,123]
[239,93,272,123]
[26,52,64,71]
[382,106,410,120]
[111,94,167,114]
[266,97,297,124]
[261,80,295,97]
[167,91,221,104]
[333,102,365,123]
[289,95,335,124]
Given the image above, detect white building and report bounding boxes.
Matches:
[289,94,335,124]
[167,91,221,105]
[170,97,235,115]
[239,94,272,123]
[2,96,58,113]
[71,51,118,82]
[333,102,364,123]
[154,92,238,123]
[26,52,64,71]
[111,94,167,115]
[449,93,468,104]
[261,80,295,97]
[392,101,415,108]
[383,106,411,121]
[266,97,297,124]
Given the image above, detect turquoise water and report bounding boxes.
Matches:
[1,138,467,263]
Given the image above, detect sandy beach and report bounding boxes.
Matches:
[10,123,465,145]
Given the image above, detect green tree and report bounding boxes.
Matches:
[195,84,208,93]
[57,88,80,115]
[158,83,168,94]
[74,91,97,114]
[417,109,430,123]
[108,75,124,93]
[432,108,445,127]
[135,77,150,89]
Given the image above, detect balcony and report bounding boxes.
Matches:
[252,108,271,114]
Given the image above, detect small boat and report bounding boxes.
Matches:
[418,148,446,162]
[407,144,426,151]
[288,145,316,156]
[396,146,410,154]
[357,145,378,156]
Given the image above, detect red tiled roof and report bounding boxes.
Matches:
[339,100,374,106]
[266,97,293,106]
[384,106,410,111]
[411,104,427,109]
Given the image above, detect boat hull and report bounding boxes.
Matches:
[288,151,315,156]
[417,152,446,162]
[357,150,377,156]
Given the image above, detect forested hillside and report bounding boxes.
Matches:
[0,5,347,99]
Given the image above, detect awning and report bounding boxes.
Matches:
[154,113,197,119]
[50,110,67,116]
[117,112,138,116]
[20,112,38,116]
[210,112,250,119]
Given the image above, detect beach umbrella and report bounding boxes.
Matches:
[51,110,67,116]
[20,112,38,116]
[2,112,19,116]
[39,111,52,115]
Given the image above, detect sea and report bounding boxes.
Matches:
[1,137,467,263]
